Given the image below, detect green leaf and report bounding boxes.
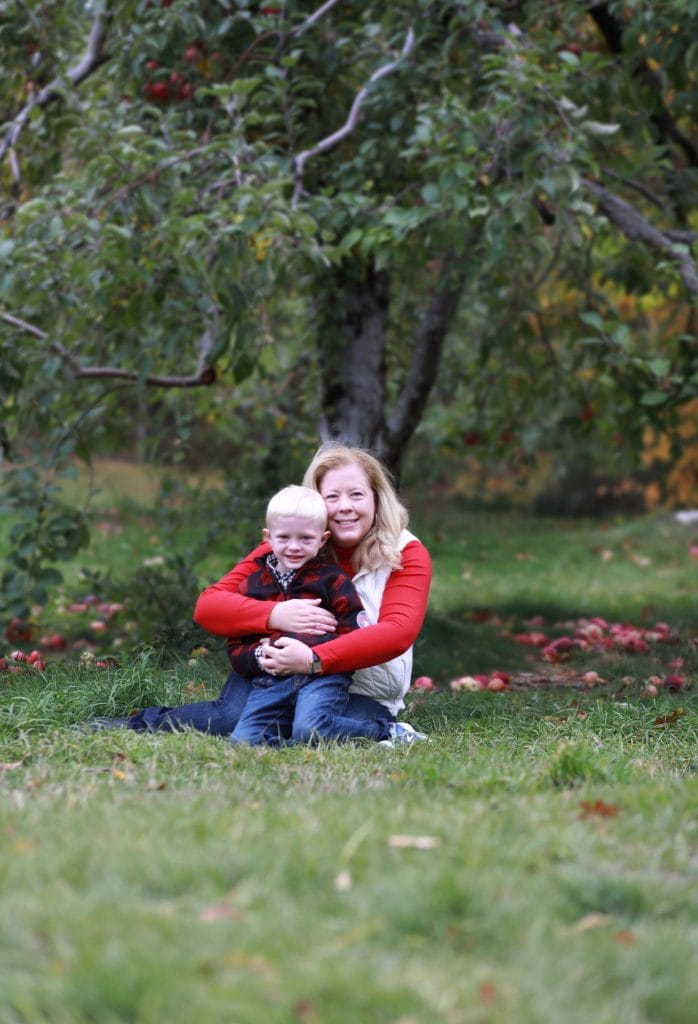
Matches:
[581,120,620,136]
[340,228,363,250]
[579,312,604,330]
[648,359,670,378]
[640,390,668,406]
[205,330,234,366]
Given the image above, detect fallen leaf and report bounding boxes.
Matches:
[628,552,652,568]
[653,708,687,726]
[293,998,319,1023]
[569,912,614,933]
[614,929,636,946]
[199,900,242,923]
[478,981,498,1006]
[580,799,620,818]
[387,834,440,850]
[469,608,493,622]
[510,632,550,646]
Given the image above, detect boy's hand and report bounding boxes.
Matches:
[267,598,337,635]
[258,636,313,675]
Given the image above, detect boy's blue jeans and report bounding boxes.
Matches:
[230,672,392,747]
[125,669,395,738]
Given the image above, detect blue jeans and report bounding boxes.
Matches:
[230,673,393,747]
[125,669,254,734]
[124,670,395,737]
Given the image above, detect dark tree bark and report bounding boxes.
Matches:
[315,245,473,480]
[317,260,390,454]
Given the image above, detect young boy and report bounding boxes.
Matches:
[228,485,424,747]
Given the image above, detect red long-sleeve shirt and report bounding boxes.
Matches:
[194,539,432,677]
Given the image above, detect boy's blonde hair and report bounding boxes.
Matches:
[266,485,328,530]
[302,445,408,573]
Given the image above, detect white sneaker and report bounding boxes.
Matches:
[378,722,428,748]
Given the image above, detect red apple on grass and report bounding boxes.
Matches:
[412,676,436,692]
[663,675,685,693]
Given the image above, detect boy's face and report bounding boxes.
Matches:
[263,515,330,573]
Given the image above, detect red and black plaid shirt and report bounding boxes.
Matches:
[227,553,365,677]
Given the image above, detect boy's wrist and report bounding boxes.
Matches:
[308,650,323,674]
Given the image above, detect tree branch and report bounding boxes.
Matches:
[291,26,416,207]
[379,239,479,467]
[582,179,698,296]
[290,0,343,38]
[0,11,112,173]
[1,313,219,388]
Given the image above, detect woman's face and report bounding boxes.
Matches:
[319,462,376,549]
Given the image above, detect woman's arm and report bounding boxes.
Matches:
[320,541,431,672]
[193,542,274,636]
[259,541,431,675]
[193,542,338,638]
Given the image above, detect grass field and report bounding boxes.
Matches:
[1,470,697,1023]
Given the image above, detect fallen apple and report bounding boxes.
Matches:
[6,617,32,644]
[582,671,604,686]
[663,674,685,693]
[490,670,510,684]
[450,675,481,692]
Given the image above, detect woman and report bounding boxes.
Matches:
[107,445,431,734]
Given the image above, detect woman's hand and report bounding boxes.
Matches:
[258,637,314,675]
[267,598,337,635]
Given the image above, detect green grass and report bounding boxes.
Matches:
[1,484,698,1023]
[1,682,696,1024]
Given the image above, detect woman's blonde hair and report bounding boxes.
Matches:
[302,444,408,572]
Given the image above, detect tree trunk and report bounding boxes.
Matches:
[315,249,471,481]
[317,259,390,453]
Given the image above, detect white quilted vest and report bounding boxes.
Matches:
[348,529,419,715]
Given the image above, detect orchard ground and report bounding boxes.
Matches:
[1,461,697,1023]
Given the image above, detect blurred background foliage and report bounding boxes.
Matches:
[0,0,696,632]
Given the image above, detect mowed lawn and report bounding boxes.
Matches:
[1,492,697,1023]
